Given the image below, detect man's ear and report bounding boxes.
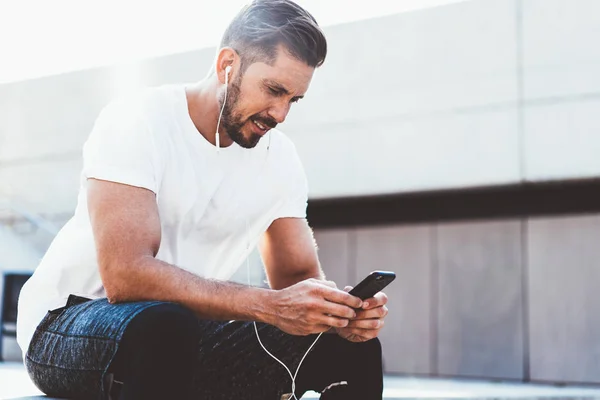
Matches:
[215,47,238,84]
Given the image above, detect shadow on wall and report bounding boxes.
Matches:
[0,226,41,271]
[0,199,61,267]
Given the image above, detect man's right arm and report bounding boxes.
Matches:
[87,178,359,335]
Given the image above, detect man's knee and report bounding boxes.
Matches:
[321,334,383,366]
[122,303,199,350]
[364,337,382,351]
[359,337,383,365]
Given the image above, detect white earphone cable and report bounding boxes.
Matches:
[215,66,231,152]
[205,64,355,397]
[218,64,321,399]
[244,220,323,400]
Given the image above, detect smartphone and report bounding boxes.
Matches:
[348,271,396,300]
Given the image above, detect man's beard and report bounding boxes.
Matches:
[218,76,277,149]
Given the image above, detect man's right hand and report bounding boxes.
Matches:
[269,278,363,336]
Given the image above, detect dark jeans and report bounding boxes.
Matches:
[25,295,384,399]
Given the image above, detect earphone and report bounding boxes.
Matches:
[215,65,232,152]
[245,221,324,400]
[244,161,321,399]
[214,62,312,397]
[211,60,315,399]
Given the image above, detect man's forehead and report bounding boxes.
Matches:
[241,44,312,89]
[257,59,314,93]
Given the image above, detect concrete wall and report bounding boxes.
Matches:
[528,215,600,384]
[2,0,600,216]
[314,212,600,384]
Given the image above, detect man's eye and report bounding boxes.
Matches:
[290,98,300,104]
[268,87,281,96]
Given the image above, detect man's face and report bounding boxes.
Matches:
[219,45,315,149]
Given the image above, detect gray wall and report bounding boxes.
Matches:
[2,0,600,216]
[528,215,600,384]
[314,213,600,384]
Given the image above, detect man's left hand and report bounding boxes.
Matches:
[334,287,388,343]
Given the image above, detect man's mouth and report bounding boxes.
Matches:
[252,118,268,132]
[251,118,275,134]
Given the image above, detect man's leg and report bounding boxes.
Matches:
[294,334,384,399]
[27,295,383,399]
[110,311,383,399]
[110,314,320,399]
[186,320,383,399]
[107,303,200,400]
[24,295,165,399]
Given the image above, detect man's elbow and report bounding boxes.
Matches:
[98,257,137,303]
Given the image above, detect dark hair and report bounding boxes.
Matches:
[220,0,327,71]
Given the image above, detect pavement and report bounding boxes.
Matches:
[2,361,600,399]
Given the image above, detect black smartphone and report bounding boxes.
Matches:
[348,271,396,300]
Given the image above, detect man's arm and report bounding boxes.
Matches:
[88,178,272,322]
[259,217,324,290]
[88,179,359,336]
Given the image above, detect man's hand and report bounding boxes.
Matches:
[335,287,389,343]
[270,279,362,336]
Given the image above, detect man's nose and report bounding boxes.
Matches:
[268,102,290,124]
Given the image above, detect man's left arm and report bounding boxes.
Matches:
[259,217,323,290]
[259,217,389,342]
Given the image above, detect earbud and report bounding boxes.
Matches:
[225,65,232,83]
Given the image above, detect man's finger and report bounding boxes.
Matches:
[346,318,384,330]
[317,314,350,329]
[361,291,388,309]
[340,327,379,340]
[320,300,357,320]
[355,305,388,320]
[320,286,363,309]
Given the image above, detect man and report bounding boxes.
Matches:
[17,1,389,399]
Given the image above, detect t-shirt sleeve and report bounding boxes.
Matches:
[82,99,162,193]
[273,143,309,220]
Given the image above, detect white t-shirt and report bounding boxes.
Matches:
[17,84,308,354]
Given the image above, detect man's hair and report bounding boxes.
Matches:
[220,0,327,72]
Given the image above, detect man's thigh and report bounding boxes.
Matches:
[26,296,379,399]
[25,294,164,399]
[191,320,325,399]
[191,322,382,399]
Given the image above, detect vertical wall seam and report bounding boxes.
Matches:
[349,228,357,288]
[521,219,531,381]
[430,224,439,375]
[516,0,531,381]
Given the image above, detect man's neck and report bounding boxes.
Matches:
[185,79,233,148]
